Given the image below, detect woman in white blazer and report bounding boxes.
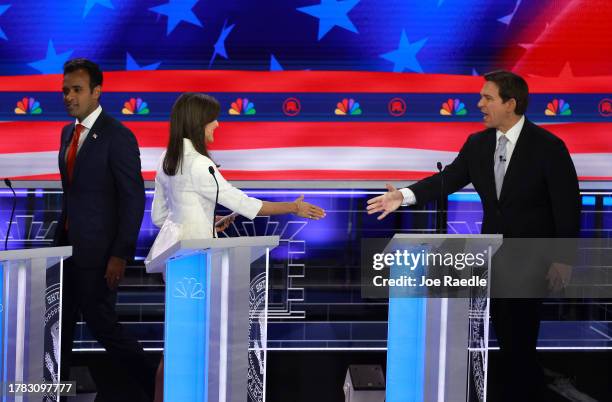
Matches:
[148,92,325,401]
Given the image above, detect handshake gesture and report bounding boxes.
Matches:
[294,195,326,220]
[366,184,404,220]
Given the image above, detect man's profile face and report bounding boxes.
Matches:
[477,81,516,132]
[62,69,100,122]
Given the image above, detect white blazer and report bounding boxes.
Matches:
[145,138,262,272]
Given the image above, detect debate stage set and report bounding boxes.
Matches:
[0,1,611,401]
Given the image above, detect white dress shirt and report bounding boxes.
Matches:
[67,105,102,159]
[145,138,263,272]
[399,116,525,205]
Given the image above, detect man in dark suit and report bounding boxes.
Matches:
[54,58,155,400]
[367,71,580,401]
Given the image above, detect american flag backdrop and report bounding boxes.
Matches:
[0,0,610,181]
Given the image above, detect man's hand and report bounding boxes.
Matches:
[366,184,404,220]
[546,262,572,293]
[105,256,126,290]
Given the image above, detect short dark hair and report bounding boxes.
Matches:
[483,70,529,115]
[63,58,103,92]
[163,93,221,176]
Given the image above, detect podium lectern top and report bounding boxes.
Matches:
[0,246,72,262]
[147,236,279,273]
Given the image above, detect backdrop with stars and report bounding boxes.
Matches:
[0,0,610,180]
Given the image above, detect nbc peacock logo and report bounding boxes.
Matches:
[545,99,571,116]
[122,97,150,115]
[229,98,256,115]
[334,98,362,115]
[14,97,42,115]
[440,98,467,116]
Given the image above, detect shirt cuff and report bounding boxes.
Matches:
[399,188,417,206]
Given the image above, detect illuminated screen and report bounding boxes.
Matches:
[0,0,609,181]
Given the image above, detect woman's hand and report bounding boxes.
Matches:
[294,195,326,220]
[215,214,235,232]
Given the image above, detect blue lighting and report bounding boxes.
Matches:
[448,193,481,202]
[386,246,427,402]
[603,197,612,207]
[582,196,596,206]
[164,252,209,401]
[1,262,4,399]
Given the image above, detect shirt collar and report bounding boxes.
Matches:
[496,115,525,145]
[183,138,197,154]
[75,105,102,130]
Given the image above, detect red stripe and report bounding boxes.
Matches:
[207,122,473,151]
[11,171,611,182]
[0,122,65,153]
[152,169,612,181]
[217,170,434,180]
[1,71,611,93]
[1,121,610,154]
[10,173,61,180]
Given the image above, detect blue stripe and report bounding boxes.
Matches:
[1,93,611,122]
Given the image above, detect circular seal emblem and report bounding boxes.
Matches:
[598,98,612,117]
[388,97,407,117]
[283,97,301,117]
[247,272,267,402]
[43,281,61,401]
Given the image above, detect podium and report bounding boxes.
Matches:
[0,246,72,401]
[383,234,502,402]
[147,236,279,402]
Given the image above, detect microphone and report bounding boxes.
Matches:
[208,166,219,238]
[499,155,507,163]
[3,178,16,250]
[436,162,446,234]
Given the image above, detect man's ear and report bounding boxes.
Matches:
[506,98,517,114]
[92,85,101,101]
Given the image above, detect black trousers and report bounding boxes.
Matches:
[490,299,544,402]
[60,257,156,401]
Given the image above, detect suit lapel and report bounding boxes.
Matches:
[498,119,531,202]
[59,124,74,182]
[59,126,71,167]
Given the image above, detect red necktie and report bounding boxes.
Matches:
[66,124,84,183]
[64,124,84,231]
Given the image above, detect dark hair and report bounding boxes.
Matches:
[483,70,529,115]
[63,58,103,92]
[163,93,220,176]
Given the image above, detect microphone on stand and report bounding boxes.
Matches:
[3,178,16,250]
[208,167,219,238]
[436,162,447,234]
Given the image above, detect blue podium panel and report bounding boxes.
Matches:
[386,298,427,402]
[1,262,4,389]
[165,253,210,402]
[386,249,427,402]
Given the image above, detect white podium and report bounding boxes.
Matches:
[383,234,502,402]
[147,236,279,402]
[0,246,72,401]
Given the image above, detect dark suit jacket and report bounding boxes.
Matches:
[54,110,145,268]
[409,118,580,238]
